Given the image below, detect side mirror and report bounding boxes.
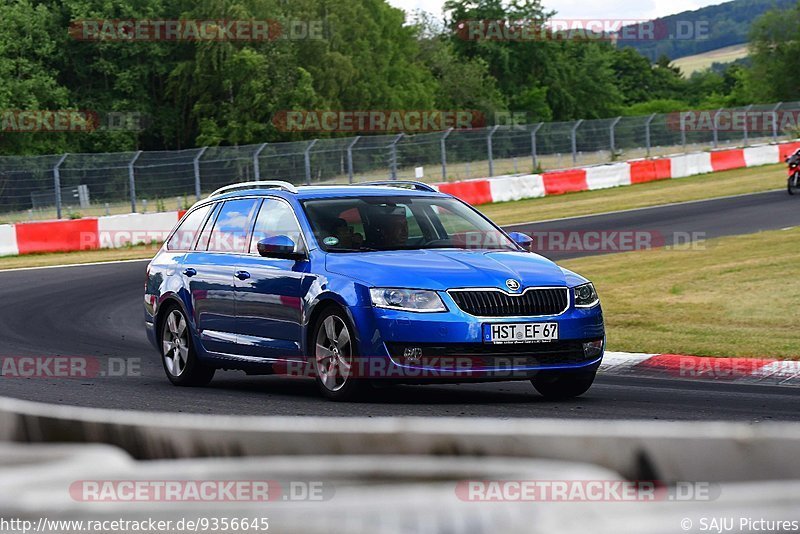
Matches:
[508,231,533,252]
[257,236,306,261]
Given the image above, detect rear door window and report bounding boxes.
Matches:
[206,198,260,253]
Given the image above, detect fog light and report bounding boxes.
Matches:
[583,340,604,358]
[403,347,423,365]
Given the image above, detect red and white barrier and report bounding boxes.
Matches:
[488,174,545,203]
[585,163,632,190]
[669,152,713,178]
[0,211,182,258]
[96,211,181,249]
[743,145,779,168]
[0,141,795,258]
[0,225,18,257]
[438,140,796,206]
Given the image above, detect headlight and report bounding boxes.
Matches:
[369,288,447,313]
[573,283,599,308]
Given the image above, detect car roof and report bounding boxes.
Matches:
[210,185,448,203]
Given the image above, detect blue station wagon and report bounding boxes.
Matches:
[145,181,605,401]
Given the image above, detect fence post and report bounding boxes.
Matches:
[487,125,499,177]
[712,108,723,148]
[643,114,657,157]
[53,154,68,220]
[772,102,782,142]
[531,122,543,171]
[570,120,583,164]
[680,112,687,151]
[304,139,318,185]
[253,143,268,181]
[609,117,621,159]
[346,136,361,184]
[742,105,753,147]
[440,128,453,181]
[389,133,404,180]
[193,147,207,201]
[128,150,142,213]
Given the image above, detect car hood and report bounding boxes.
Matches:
[325,249,572,290]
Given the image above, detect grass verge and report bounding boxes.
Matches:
[480,163,784,225]
[561,227,800,359]
[0,246,155,271]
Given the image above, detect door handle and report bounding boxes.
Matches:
[183,268,197,277]
[235,270,251,281]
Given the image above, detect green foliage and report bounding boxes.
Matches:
[0,0,790,157]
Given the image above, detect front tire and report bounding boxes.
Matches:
[160,306,215,387]
[312,308,364,401]
[789,173,800,195]
[531,370,596,400]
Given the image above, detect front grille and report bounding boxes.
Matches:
[449,288,569,317]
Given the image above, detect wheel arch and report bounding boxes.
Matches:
[304,295,360,357]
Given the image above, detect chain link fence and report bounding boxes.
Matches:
[1,101,797,222]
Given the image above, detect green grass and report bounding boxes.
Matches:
[562,227,800,359]
[479,163,783,226]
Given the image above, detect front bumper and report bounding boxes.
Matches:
[349,293,605,381]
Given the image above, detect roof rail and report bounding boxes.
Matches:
[208,181,298,198]
[358,180,438,193]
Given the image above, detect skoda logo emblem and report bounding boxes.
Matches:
[506,279,521,292]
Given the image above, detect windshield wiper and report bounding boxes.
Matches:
[329,246,381,253]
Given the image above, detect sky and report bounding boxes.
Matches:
[386,0,727,21]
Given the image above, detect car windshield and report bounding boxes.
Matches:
[302,196,517,252]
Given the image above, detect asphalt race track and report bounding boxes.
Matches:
[1,190,798,420]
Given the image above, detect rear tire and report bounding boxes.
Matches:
[531,370,596,400]
[311,308,365,401]
[160,306,215,387]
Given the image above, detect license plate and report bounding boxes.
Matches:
[483,323,559,344]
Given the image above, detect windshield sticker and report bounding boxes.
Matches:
[323,236,340,246]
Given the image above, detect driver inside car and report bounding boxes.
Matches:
[375,211,409,248]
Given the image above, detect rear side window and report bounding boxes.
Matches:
[166,204,212,251]
[250,199,304,253]
[206,198,260,253]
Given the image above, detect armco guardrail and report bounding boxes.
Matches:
[0,141,796,257]
[3,442,799,534]
[2,395,800,483]
[2,397,800,533]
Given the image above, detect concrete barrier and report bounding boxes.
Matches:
[585,163,632,191]
[488,174,546,202]
[2,395,800,483]
[0,224,18,256]
[668,152,714,179]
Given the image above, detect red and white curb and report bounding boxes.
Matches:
[600,351,800,386]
